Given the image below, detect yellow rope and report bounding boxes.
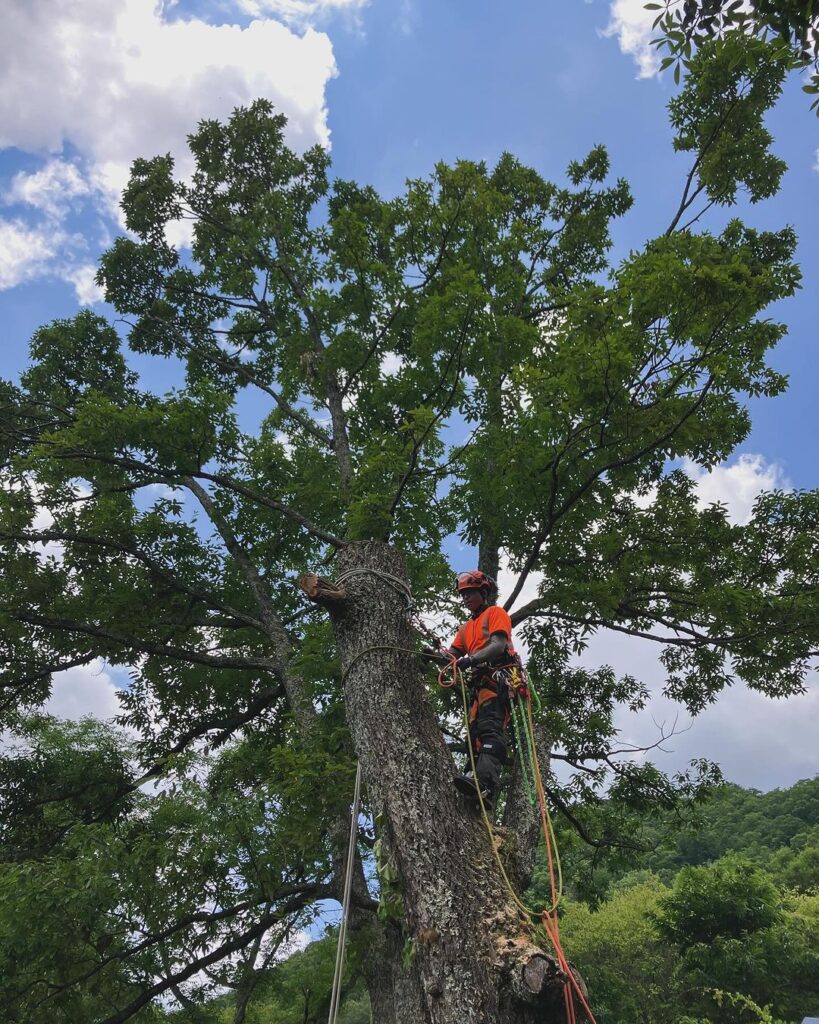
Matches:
[455,665,562,918]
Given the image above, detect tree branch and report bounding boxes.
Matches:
[43,446,346,549]
[504,373,716,611]
[10,611,283,673]
[97,890,334,1024]
[0,528,266,632]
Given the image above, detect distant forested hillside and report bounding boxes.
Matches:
[526,776,819,1024]
[541,775,819,906]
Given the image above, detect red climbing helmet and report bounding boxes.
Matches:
[455,570,496,594]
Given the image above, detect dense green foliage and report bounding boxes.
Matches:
[649,0,819,110]
[559,869,819,1024]
[544,776,819,904]
[526,777,819,1024]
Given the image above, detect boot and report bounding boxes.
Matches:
[453,770,494,807]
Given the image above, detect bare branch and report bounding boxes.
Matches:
[97,889,334,1024]
[10,611,283,673]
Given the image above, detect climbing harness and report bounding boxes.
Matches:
[328,760,363,1024]
[440,653,597,1024]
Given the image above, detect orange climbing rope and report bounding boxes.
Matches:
[439,653,597,1024]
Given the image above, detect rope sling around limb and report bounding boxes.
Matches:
[328,760,362,1024]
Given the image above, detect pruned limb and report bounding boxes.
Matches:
[298,573,348,607]
[497,935,567,1010]
[512,950,590,1023]
[520,953,558,1000]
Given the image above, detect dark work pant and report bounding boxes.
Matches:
[467,676,509,793]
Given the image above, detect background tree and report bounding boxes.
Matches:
[545,775,819,905]
[555,863,819,1024]
[528,776,819,1022]
[1,31,817,1024]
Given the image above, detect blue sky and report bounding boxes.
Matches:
[1,0,817,790]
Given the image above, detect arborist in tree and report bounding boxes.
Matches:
[444,570,517,808]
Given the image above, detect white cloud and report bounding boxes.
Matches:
[0,0,339,295]
[44,658,123,721]
[5,159,91,218]
[238,0,367,28]
[603,0,661,79]
[0,1,337,166]
[681,453,790,524]
[0,218,61,289]
[0,212,96,298]
[62,263,106,306]
[581,629,819,790]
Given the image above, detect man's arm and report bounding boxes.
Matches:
[455,632,508,670]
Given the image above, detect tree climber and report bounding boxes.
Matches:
[444,570,517,808]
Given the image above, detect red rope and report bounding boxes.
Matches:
[437,653,597,1024]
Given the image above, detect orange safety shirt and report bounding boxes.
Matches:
[450,605,516,660]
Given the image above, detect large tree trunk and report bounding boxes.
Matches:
[313,540,576,1024]
[502,718,555,892]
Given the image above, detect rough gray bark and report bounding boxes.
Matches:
[477,536,500,585]
[310,540,575,1024]
[352,916,427,1022]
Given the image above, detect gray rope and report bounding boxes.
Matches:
[333,567,413,608]
[328,760,363,1024]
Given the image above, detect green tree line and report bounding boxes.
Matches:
[545,776,819,905]
[526,776,819,1024]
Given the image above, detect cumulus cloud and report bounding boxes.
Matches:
[0,0,339,296]
[0,0,337,173]
[238,0,367,28]
[681,453,790,524]
[62,263,107,306]
[0,218,61,289]
[44,658,123,721]
[5,159,91,218]
[603,0,661,78]
[582,629,819,790]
